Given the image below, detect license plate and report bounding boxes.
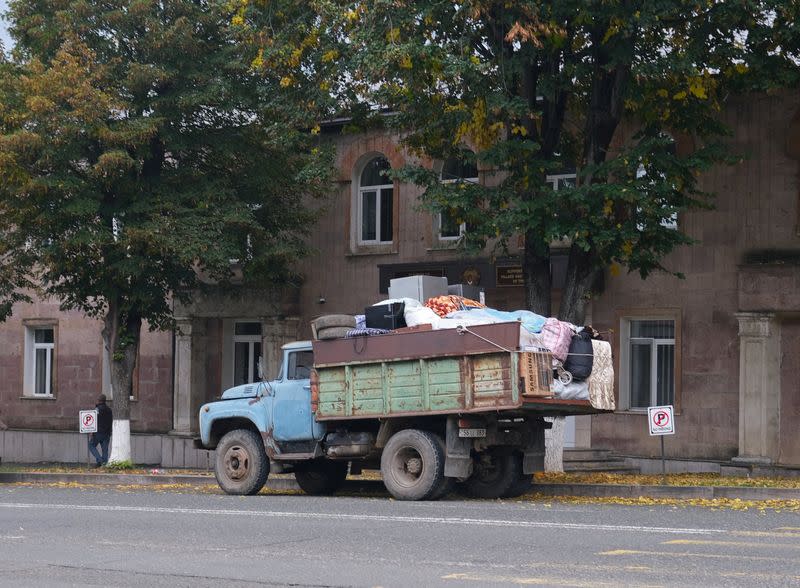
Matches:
[458,428,486,438]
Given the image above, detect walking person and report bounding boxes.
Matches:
[88,394,113,467]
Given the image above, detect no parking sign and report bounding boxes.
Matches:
[648,405,675,436]
[79,410,98,434]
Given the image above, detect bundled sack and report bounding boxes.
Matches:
[563,330,594,381]
[539,318,573,362]
[425,295,485,318]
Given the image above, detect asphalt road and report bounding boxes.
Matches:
[0,484,798,587]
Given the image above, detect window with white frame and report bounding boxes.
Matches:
[439,154,478,240]
[621,318,676,410]
[545,172,576,191]
[636,164,678,230]
[24,326,55,397]
[233,321,262,386]
[358,157,393,244]
[635,136,679,230]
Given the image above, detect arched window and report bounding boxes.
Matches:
[358,156,393,244]
[439,153,478,240]
[636,137,678,230]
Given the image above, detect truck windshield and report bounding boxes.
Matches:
[286,350,314,380]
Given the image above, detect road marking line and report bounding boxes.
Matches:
[442,572,657,587]
[599,549,796,562]
[774,527,800,532]
[720,571,800,581]
[0,502,730,535]
[730,530,800,538]
[664,539,800,550]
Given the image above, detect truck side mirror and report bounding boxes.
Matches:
[257,357,265,381]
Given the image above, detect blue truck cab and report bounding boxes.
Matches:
[198,340,372,497]
[198,341,325,454]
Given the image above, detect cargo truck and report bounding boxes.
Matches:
[195,322,611,501]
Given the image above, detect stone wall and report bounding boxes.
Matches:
[0,430,212,468]
[0,299,173,433]
[591,91,800,463]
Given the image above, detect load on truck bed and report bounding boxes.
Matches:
[312,322,609,419]
[196,321,614,501]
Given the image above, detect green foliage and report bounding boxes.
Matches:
[242,0,799,318]
[104,459,135,471]
[0,0,334,328]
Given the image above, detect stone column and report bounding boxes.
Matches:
[172,318,195,435]
[734,312,781,464]
[261,317,300,380]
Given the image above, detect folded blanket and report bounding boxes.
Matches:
[587,340,615,410]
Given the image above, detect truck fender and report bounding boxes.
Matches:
[199,399,269,448]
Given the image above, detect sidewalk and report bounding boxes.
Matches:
[3,465,800,501]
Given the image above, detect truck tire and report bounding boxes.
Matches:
[381,429,445,501]
[315,326,352,340]
[427,434,453,500]
[214,429,270,495]
[312,314,357,330]
[502,454,534,498]
[463,449,520,499]
[295,459,348,495]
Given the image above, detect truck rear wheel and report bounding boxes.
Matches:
[463,449,520,499]
[295,459,348,495]
[214,429,270,495]
[503,454,534,498]
[381,429,445,501]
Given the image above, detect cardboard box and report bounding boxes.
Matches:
[520,351,554,397]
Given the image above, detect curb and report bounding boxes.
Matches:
[0,471,379,493]
[2,472,799,501]
[533,483,800,501]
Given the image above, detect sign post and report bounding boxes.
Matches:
[647,405,675,481]
[79,410,98,434]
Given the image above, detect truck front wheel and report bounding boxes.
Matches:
[462,449,520,499]
[214,429,270,495]
[381,429,445,501]
[295,459,348,495]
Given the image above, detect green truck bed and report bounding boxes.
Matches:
[312,322,608,421]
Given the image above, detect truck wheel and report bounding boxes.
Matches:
[315,326,352,340]
[427,434,453,500]
[312,314,357,330]
[295,459,348,495]
[502,454,534,498]
[381,429,445,501]
[463,449,520,499]
[214,429,270,495]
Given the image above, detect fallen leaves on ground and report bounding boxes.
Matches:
[534,471,800,489]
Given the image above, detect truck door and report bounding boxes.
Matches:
[271,349,323,442]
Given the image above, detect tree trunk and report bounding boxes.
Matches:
[523,230,552,317]
[558,244,598,325]
[544,416,565,472]
[102,300,141,464]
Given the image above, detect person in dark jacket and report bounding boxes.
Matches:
[88,394,113,466]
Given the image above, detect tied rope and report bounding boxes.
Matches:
[455,324,595,356]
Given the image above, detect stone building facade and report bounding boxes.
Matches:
[0,90,797,468]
